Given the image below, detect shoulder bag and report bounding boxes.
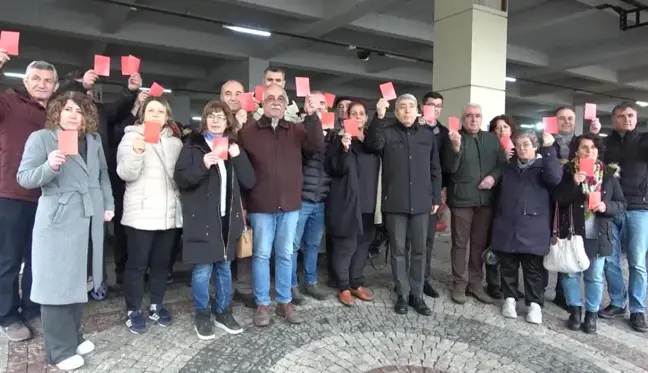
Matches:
[543,203,589,274]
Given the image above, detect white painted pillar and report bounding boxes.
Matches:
[432,0,508,130]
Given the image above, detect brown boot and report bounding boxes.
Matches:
[467,283,493,304]
[451,284,468,304]
[350,287,373,301]
[254,305,270,327]
[275,303,304,324]
[338,290,354,306]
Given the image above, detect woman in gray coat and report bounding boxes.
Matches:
[17,91,114,371]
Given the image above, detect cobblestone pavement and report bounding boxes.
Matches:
[2,234,648,373]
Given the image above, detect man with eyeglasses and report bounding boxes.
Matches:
[252,67,301,123]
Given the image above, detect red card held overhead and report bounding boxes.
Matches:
[423,105,435,122]
[295,77,310,97]
[254,85,265,103]
[500,136,514,151]
[543,116,559,134]
[143,121,162,143]
[343,119,360,137]
[94,55,111,77]
[324,93,336,108]
[448,117,460,132]
[0,31,20,56]
[239,92,255,112]
[58,130,79,156]
[579,158,595,177]
[588,191,601,210]
[121,55,140,75]
[212,137,229,160]
[584,103,597,121]
[148,82,165,97]
[379,82,397,101]
[321,112,335,129]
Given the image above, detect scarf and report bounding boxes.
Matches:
[573,158,604,219]
[556,133,573,159]
[517,154,540,169]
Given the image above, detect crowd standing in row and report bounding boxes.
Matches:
[1,48,648,371]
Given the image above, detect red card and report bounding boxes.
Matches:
[121,55,140,75]
[212,137,229,160]
[579,158,595,177]
[588,191,601,210]
[423,106,435,122]
[0,31,20,56]
[239,92,255,112]
[148,82,164,97]
[448,117,460,132]
[500,136,514,150]
[254,85,265,102]
[295,77,310,97]
[324,93,336,108]
[93,55,110,77]
[584,103,597,121]
[143,121,162,143]
[543,117,558,134]
[379,82,397,101]
[343,119,360,137]
[58,130,78,156]
[321,112,335,129]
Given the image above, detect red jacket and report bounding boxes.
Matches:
[0,89,46,202]
[238,114,324,213]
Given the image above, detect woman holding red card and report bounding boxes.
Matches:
[173,100,255,340]
[116,96,183,334]
[554,133,626,334]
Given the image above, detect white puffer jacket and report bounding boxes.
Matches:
[116,124,183,231]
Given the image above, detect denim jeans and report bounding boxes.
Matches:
[604,210,648,313]
[562,239,605,312]
[249,211,300,306]
[191,261,232,314]
[292,201,325,288]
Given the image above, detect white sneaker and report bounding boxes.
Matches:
[76,340,95,355]
[526,302,542,324]
[56,354,84,371]
[501,297,518,319]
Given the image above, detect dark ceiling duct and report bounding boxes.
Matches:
[596,1,648,30]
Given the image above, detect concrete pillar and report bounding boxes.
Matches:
[574,104,585,135]
[432,0,508,130]
[244,57,269,92]
[170,95,191,127]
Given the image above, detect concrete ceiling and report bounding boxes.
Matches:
[1,0,647,126]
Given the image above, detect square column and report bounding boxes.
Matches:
[245,58,269,91]
[170,95,191,128]
[433,0,508,129]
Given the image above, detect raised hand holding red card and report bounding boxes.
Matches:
[148,82,165,97]
[448,117,460,132]
[584,103,597,121]
[321,112,335,129]
[379,82,397,101]
[239,92,255,112]
[143,121,162,143]
[588,191,601,210]
[94,55,111,77]
[543,117,558,134]
[0,31,20,56]
[343,119,360,137]
[212,137,229,160]
[500,136,514,151]
[58,130,79,155]
[579,158,595,177]
[295,77,310,97]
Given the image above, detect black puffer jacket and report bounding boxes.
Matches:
[301,149,331,203]
[601,130,648,210]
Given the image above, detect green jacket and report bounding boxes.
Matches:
[443,130,507,208]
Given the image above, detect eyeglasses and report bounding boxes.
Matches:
[207,114,227,122]
[425,104,443,109]
[516,142,534,149]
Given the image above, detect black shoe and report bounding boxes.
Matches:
[148,305,172,327]
[194,310,215,340]
[423,282,440,298]
[408,295,432,316]
[486,285,502,300]
[552,293,569,311]
[394,296,408,315]
[630,312,648,333]
[567,306,582,331]
[583,311,597,334]
[214,309,243,335]
[598,304,627,319]
[166,273,174,285]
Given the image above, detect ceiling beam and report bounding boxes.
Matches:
[101,0,136,34]
[508,0,597,36]
[618,64,648,84]
[184,61,246,91]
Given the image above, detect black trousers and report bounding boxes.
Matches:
[485,263,500,288]
[385,213,428,297]
[110,173,127,275]
[499,252,544,306]
[42,303,84,365]
[0,197,39,326]
[124,227,177,311]
[331,214,375,290]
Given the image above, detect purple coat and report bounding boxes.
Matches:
[491,146,563,256]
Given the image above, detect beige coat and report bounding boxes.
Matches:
[116,124,183,231]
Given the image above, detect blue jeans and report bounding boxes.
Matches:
[562,240,605,312]
[191,261,232,313]
[604,210,648,313]
[249,211,300,306]
[292,201,325,288]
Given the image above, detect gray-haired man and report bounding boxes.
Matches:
[365,94,442,316]
[0,53,59,341]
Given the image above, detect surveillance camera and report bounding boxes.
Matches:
[357,50,370,61]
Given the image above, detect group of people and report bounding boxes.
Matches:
[1,46,647,371]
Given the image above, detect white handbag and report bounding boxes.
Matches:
[543,204,590,274]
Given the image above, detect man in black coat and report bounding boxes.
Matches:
[365,94,442,316]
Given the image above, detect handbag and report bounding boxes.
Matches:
[543,203,589,274]
[236,200,252,258]
[151,147,183,228]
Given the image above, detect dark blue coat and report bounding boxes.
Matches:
[491,146,563,256]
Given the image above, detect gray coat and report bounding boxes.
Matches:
[17,129,114,305]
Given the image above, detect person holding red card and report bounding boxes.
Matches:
[252,67,301,123]
[116,96,183,335]
[364,94,442,316]
[0,56,59,343]
[219,80,250,129]
[16,92,114,371]
[174,101,255,340]
[554,133,626,334]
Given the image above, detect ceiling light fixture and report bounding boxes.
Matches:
[3,72,26,79]
[505,77,516,82]
[636,101,648,107]
[222,25,272,37]
[141,87,173,93]
[191,116,201,121]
